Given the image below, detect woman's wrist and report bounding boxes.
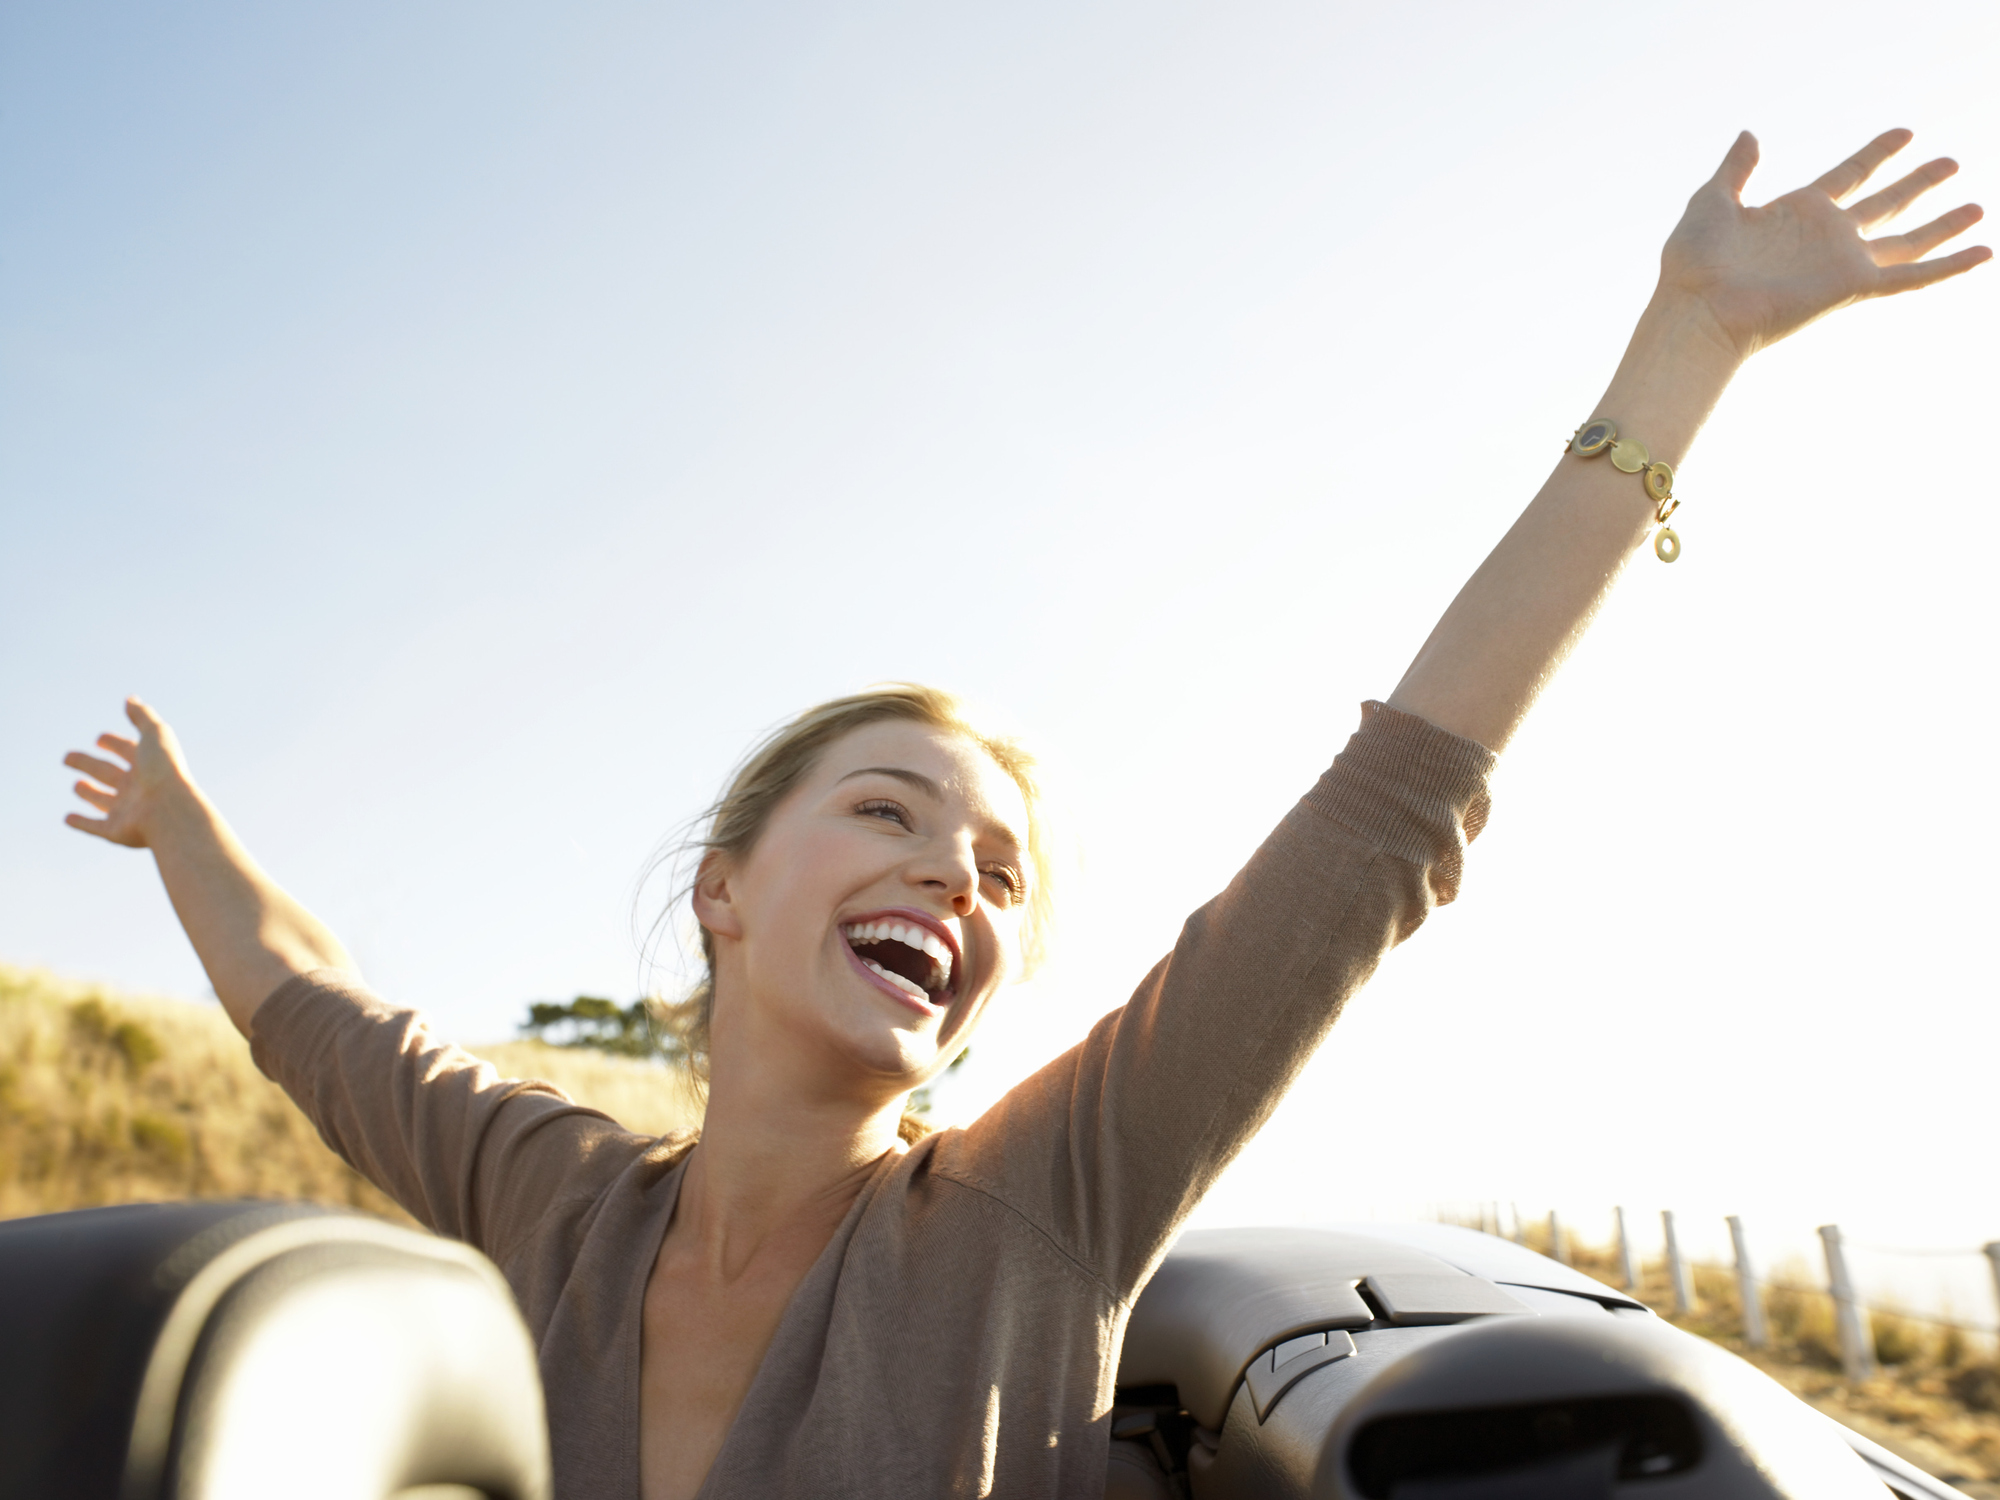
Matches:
[145,766,225,857]
[1590,290,1745,467]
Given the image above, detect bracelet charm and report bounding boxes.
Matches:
[1568,417,1683,563]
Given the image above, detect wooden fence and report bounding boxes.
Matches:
[1463,1204,2000,1384]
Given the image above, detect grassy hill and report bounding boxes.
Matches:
[0,961,700,1223]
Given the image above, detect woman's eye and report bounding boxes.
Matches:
[982,866,1025,905]
[855,799,911,828]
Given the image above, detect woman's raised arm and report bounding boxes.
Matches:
[63,696,353,1035]
[1388,129,1987,752]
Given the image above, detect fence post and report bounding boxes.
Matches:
[1662,1210,1695,1315]
[1510,1202,1525,1245]
[1983,1243,2000,1331]
[1819,1224,1875,1382]
[1548,1210,1566,1265]
[1615,1207,1639,1291]
[1727,1215,1767,1349]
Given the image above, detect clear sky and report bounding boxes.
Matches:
[4,1,1995,1311]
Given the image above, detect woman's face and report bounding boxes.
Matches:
[694,719,1034,1101]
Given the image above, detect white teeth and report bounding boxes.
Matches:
[862,957,931,1002]
[841,918,955,990]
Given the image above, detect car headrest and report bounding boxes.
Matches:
[0,1200,550,1500]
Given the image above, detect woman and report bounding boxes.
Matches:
[63,130,1984,1499]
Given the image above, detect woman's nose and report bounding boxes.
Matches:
[914,837,979,916]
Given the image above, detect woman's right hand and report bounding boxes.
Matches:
[63,696,355,1031]
[64,697,200,850]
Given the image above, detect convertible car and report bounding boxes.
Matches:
[0,1201,1970,1499]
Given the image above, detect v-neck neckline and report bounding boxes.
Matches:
[628,1142,907,1500]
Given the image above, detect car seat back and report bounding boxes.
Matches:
[0,1200,549,1500]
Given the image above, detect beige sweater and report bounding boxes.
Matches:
[251,701,1493,1499]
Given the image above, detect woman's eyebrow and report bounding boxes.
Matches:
[835,766,943,799]
[835,766,1025,853]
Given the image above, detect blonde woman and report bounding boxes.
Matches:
[62,131,1984,1500]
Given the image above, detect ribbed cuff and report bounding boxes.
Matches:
[1303,701,1496,903]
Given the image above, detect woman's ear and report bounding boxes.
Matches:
[690,851,743,940]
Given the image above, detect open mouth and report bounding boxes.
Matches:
[841,915,956,1008]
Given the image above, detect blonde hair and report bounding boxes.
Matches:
[647,685,1052,1140]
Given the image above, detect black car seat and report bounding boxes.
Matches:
[0,1200,549,1500]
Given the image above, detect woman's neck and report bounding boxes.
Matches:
[675,1056,907,1279]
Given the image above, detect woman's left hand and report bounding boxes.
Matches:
[1660,129,1988,361]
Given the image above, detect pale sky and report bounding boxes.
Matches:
[4,1,1996,1316]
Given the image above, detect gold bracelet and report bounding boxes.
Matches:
[1567,417,1682,563]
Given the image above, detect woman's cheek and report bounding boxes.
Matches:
[985,916,1026,988]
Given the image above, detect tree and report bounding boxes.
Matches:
[518,996,684,1064]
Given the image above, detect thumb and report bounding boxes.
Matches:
[1714,130,1759,200]
[125,695,164,739]
[121,696,194,782]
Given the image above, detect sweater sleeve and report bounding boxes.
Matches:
[249,972,649,1259]
[933,701,1495,1298]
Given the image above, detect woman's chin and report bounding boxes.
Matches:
[791,976,980,1091]
[869,1029,949,1083]
[829,1013,958,1089]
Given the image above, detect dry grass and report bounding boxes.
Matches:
[1515,1221,2000,1497]
[473,1038,702,1137]
[0,962,699,1224]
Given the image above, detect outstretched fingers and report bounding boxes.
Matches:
[64,750,129,788]
[1849,158,1959,230]
[1871,202,1985,264]
[64,811,114,838]
[73,781,118,813]
[1874,242,1993,295]
[1811,128,1914,202]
